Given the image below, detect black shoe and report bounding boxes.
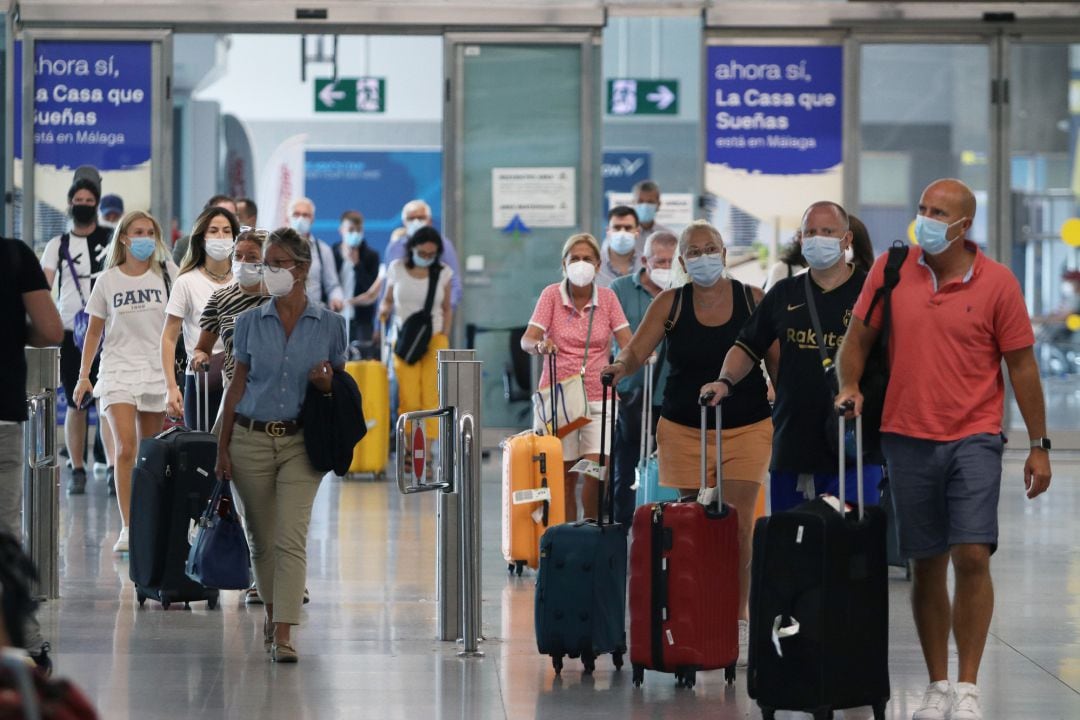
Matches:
[68,468,87,496]
[106,467,116,497]
[30,642,52,677]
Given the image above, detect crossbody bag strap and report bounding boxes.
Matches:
[59,234,87,306]
[422,264,442,315]
[663,285,683,334]
[579,286,597,374]
[803,272,838,395]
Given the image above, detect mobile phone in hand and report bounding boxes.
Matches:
[77,393,93,411]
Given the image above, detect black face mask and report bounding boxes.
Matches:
[71,204,98,225]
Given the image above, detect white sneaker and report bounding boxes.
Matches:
[913,680,953,720]
[737,619,749,667]
[952,682,982,720]
[113,527,129,554]
[93,462,108,478]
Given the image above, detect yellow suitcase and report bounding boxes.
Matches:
[346,360,390,478]
[501,430,566,574]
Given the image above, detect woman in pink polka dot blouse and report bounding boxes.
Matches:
[521,233,633,521]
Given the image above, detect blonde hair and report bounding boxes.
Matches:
[560,233,602,267]
[105,211,170,273]
[677,220,724,258]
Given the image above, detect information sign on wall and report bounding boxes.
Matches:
[491,167,576,228]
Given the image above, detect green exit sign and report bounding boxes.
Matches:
[607,79,679,116]
[314,77,386,113]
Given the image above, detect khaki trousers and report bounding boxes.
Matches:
[229,424,322,625]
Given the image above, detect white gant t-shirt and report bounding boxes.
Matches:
[387,259,453,335]
[165,269,229,363]
[86,263,178,395]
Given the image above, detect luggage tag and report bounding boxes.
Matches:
[819,494,853,515]
[512,487,552,505]
[696,486,718,507]
[569,458,604,482]
[771,615,801,657]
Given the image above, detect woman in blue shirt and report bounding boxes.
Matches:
[216,227,347,664]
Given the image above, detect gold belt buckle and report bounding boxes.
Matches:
[265,421,286,438]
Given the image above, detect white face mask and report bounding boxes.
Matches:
[405,219,427,237]
[232,261,264,290]
[648,267,672,289]
[565,260,597,288]
[205,239,234,262]
[263,265,296,297]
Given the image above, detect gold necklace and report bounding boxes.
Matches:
[203,265,231,282]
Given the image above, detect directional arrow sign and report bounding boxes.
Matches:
[606,79,679,116]
[314,77,386,113]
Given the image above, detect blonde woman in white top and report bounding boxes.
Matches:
[73,211,178,553]
[160,207,238,426]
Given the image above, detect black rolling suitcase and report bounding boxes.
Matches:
[129,370,220,609]
[748,412,890,720]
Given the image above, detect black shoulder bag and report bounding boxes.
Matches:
[394,264,442,365]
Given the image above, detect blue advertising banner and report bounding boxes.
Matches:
[706,45,842,175]
[602,151,651,195]
[304,150,442,256]
[14,41,153,170]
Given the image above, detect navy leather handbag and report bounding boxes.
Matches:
[186,480,251,590]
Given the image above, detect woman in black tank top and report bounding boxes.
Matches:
[601,220,776,630]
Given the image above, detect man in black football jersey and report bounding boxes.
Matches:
[704,200,884,512]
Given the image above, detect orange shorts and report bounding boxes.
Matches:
[656,416,773,490]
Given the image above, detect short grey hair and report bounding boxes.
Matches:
[643,230,677,259]
[632,179,660,197]
[401,199,432,223]
[289,197,316,215]
[801,201,850,233]
[678,220,724,257]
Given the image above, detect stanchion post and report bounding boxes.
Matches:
[22,347,60,600]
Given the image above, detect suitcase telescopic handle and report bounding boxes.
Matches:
[699,393,722,502]
[639,360,654,466]
[600,372,617,526]
[836,403,864,520]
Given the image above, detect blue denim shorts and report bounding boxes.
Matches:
[880,432,1005,559]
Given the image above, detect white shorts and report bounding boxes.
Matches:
[98,388,167,414]
[560,400,615,462]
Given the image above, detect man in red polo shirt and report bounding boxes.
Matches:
[836,178,1052,720]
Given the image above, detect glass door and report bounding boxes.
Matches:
[853,40,994,255]
[444,33,599,432]
[1004,40,1080,448]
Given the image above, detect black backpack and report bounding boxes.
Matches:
[859,241,909,438]
[394,264,442,365]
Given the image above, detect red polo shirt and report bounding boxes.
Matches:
[852,242,1034,441]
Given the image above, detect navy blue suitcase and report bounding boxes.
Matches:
[535,377,627,674]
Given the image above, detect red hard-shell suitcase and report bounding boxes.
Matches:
[629,395,740,688]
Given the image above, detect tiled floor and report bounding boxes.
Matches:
[40,451,1080,719]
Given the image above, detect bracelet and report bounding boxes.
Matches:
[535,341,544,355]
[716,376,735,392]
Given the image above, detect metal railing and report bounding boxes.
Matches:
[394,350,484,656]
[23,347,60,600]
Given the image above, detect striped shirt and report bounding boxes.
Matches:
[199,283,270,381]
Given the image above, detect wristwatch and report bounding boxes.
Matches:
[716,377,736,393]
[1030,437,1052,451]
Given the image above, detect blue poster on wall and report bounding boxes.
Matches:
[706,45,843,175]
[304,150,442,255]
[14,40,153,170]
[602,151,651,194]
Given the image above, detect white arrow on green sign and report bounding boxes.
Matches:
[314,77,386,113]
[607,79,679,116]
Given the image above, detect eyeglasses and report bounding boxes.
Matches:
[260,262,297,273]
[683,245,722,259]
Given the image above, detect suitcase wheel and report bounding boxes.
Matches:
[813,710,834,720]
[184,602,191,610]
[873,702,887,720]
[207,595,219,610]
[551,656,563,675]
[724,664,736,685]
[675,669,695,688]
[136,591,146,608]
[631,664,644,687]
[761,709,776,720]
[161,600,172,610]
[507,561,525,577]
[582,654,596,674]
[611,652,623,671]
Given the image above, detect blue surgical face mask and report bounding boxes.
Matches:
[801,235,844,270]
[128,237,156,261]
[345,231,363,248]
[413,250,436,268]
[406,219,426,237]
[914,215,964,256]
[608,230,636,255]
[684,253,725,287]
[635,203,658,225]
[290,215,312,235]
